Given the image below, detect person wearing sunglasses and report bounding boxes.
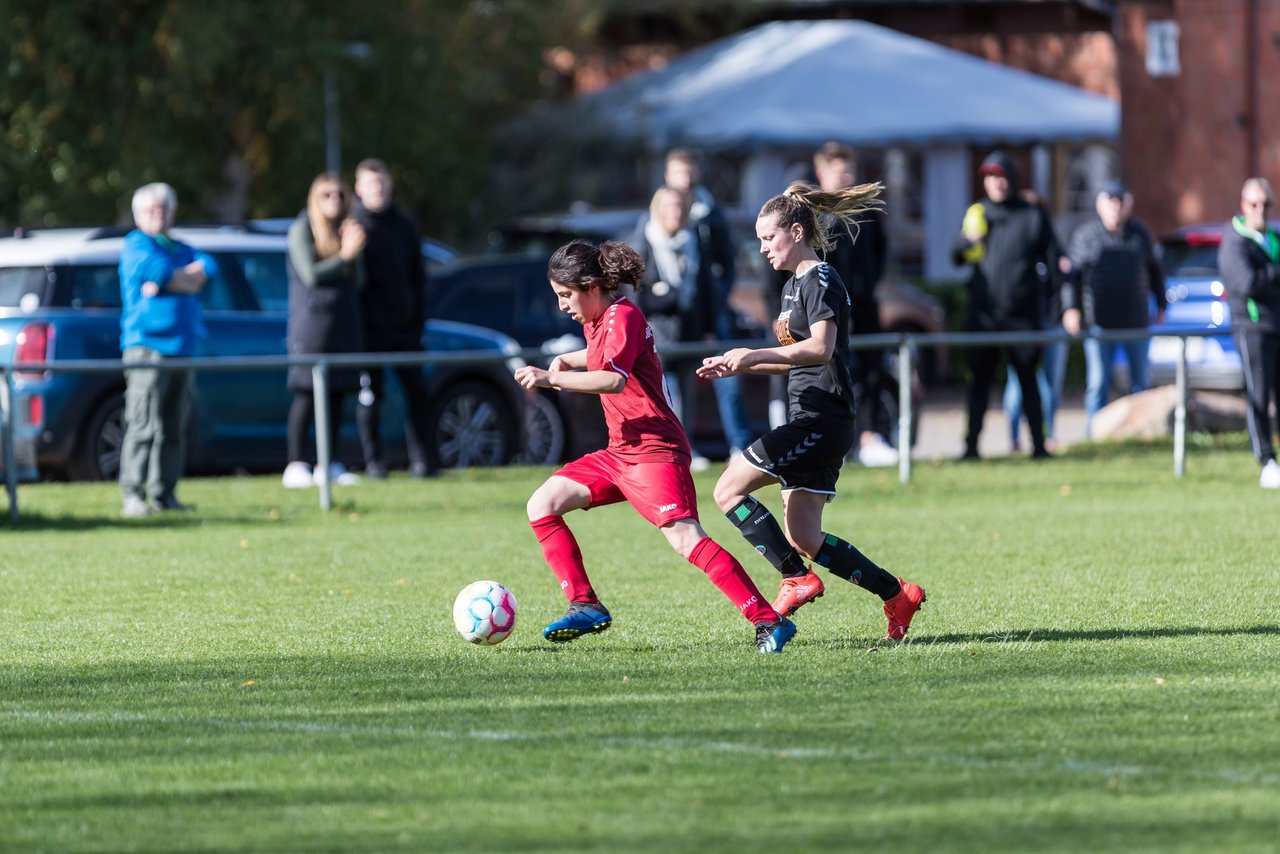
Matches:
[1220,177,1280,489]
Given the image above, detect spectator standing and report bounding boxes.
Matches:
[282,173,366,489]
[952,151,1060,460]
[351,158,437,479]
[1062,180,1166,438]
[631,186,713,464]
[1004,189,1069,452]
[812,142,896,467]
[660,149,753,461]
[1218,178,1280,489]
[118,183,214,517]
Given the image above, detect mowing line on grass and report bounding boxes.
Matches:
[6,709,1278,787]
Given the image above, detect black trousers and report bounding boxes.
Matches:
[356,343,436,470]
[1234,325,1280,464]
[287,390,346,465]
[966,339,1045,454]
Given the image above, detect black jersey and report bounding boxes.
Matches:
[773,262,855,423]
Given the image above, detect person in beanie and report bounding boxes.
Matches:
[952,150,1063,460]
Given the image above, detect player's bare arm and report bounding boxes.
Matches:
[515,365,625,395]
[549,348,588,371]
[698,319,836,378]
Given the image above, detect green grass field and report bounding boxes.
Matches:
[2,440,1278,853]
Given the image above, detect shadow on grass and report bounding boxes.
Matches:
[1,511,288,532]
[905,623,1280,646]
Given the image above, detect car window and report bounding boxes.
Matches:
[0,266,53,308]
[62,263,237,310]
[432,265,578,346]
[64,265,123,309]
[1161,240,1220,277]
[232,251,289,311]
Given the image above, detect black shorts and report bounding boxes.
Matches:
[740,418,855,495]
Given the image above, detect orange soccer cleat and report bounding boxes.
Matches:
[883,579,926,640]
[772,569,826,617]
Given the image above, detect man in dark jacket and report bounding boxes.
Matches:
[953,150,1061,459]
[1219,177,1280,489]
[352,158,436,478]
[1062,180,1166,437]
[813,141,896,466]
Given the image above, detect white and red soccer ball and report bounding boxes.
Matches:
[452,580,518,645]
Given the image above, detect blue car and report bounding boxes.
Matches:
[1148,224,1244,390]
[0,226,530,481]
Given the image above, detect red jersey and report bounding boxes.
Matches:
[584,296,691,463]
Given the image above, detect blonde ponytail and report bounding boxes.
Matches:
[763,180,885,253]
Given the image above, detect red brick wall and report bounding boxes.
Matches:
[934,32,1117,98]
[1117,0,1280,236]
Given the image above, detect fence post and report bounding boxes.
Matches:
[3,370,17,522]
[898,335,913,484]
[1173,335,1188,479]
[312,362,333,511]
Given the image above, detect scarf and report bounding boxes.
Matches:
[644,218,700,312]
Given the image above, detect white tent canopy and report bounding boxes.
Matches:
[573,19,1118,280]
[585,19,1118,151]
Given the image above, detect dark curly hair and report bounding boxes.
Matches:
[547,239,646,295]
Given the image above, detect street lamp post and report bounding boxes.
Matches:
[323,42,373,175]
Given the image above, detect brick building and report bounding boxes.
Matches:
[1115,0,1280,235]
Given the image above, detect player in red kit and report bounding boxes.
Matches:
[514,239,796,653]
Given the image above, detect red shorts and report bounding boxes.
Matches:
[555,449,699,527]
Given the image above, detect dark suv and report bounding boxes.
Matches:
[0,227,530,481]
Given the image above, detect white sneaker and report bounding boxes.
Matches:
[1261,459,1280,489]
[858,435,899,468]
[315,462,360,487]
[690,455,712,473]
[282,461,314,489]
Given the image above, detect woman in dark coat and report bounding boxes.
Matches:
[282,172,366,488]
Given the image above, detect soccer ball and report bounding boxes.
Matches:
[452,580,518,645]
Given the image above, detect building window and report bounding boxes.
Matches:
[1146,21,1180,77]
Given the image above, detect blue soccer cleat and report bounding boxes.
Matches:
[755,617,797,653]
[543,601,612,643]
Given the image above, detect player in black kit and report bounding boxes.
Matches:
[698,181,926,641]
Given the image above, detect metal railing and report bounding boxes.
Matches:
[0,328,1218,521]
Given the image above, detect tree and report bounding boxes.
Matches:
[0,0,602,247]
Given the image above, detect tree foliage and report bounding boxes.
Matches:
[0,0,601,247]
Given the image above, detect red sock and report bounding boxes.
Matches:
[530,515,597,603]
[688,537,779,624]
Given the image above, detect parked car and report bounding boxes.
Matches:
[0,226,529,481]
[1148,223,1250,390]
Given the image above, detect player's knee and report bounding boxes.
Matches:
[526,486,559,521]
[712,479,742,513]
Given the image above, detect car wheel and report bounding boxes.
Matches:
[431,380,516,468]
[70,393,125,482]
[513,391,567,466]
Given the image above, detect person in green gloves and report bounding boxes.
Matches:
[1219,177,1280,489]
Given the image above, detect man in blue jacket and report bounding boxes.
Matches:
[118,182,216,517]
